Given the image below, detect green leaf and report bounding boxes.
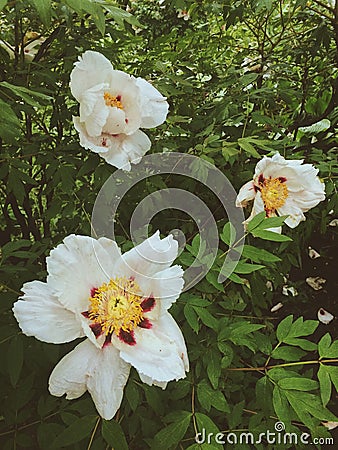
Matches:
[272,386,292,425]
[318,333,338,358]
[326,366,338,392]
[242,245,281,262]
[278,377,318,391]
[51,416,97,448]
[276,315,294,342]
[238,137,261,158]
[257,216,288,229]
[271,346,306,361]
[184,304,199,333]
[103,4,143,28]
[234,261,265,274]
[28,0,51,27]
[0,98,21,142]
[246,211,266,232]
[220,222,236,246]
[251,229,292,241]
[197,379,229,412]
[193,307,218,331]
[0,0,7,12]
[7,335,23,386]
[195,413,223,450]
[206,349,221,389]
[283,337,317,351]
[101,420,128,450]
[153,412,191,450]
[0,81,52,107]
[318,365,331,407]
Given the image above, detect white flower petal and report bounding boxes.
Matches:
[80,87,109,137]
[236,181,256,207]
[118,311,187,383]
[49,339,131,420]
[135,77,169,128]
[49,339,98,400]
[317,308,334,325]
[138,373,167,389]
[47,235,121,313]
[73,118,151,170]
[13,281,84,344]
[87,344,130,420]
[306,276,326,290]
[70,51,113,102]
[270,302,283,313]
[116,231,179,280]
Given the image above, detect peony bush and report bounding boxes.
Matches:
[0,1,337,449]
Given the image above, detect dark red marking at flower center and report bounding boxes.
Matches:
[90,287,98,297]
[90,323,102,338]
[141,296,155,312]
[258,174,265,185]
[138,318,152,329]
[278,176,287,183]
[119,329,136,346]
[81,310,89,318]
[116,95,121,101]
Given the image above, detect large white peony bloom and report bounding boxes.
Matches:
[236,152,325,228]
[13,232,188,420]
[70,50,169,169]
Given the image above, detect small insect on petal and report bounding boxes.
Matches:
[308,247,320,259]
[270,302,283,313]
[306,276,326,290]
[317,308,334,325]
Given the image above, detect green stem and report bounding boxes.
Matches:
[226,358,338,372]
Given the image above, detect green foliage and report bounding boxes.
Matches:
[0,0,337,448]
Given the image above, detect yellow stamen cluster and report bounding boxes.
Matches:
[89,277,143,335]
[260,177,288,211]
[103,92,123,109]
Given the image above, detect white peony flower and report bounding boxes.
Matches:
[13,232,189,420]
[236,152,325,228]
[70,51,169,169]
[177,9,190,20]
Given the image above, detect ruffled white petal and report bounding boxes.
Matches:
[47,235,122,313]
[13,281,84,344]
[49,339,98,400]
[86,344,130,420]
[116,231,179,280]
[136,77,169,128]
[236,181,256,207]
[49,339,131,420]
[70,51,113,102]
[73,117,151,170]
[117,311,187,383]
[138,372,167,389]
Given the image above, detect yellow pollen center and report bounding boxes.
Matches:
[89,277,143,335]
[260,177,288,211]
[103,92,123,109]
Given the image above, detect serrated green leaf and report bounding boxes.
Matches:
[238,137,261,158]
[1,81,52,107]
[206,349,221,389]
[195,413,223,450]
[101,420,128,450]
[194,307,218,330]
[0,98,21,142]
[284,337,317,351]
[327,366,338,392]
